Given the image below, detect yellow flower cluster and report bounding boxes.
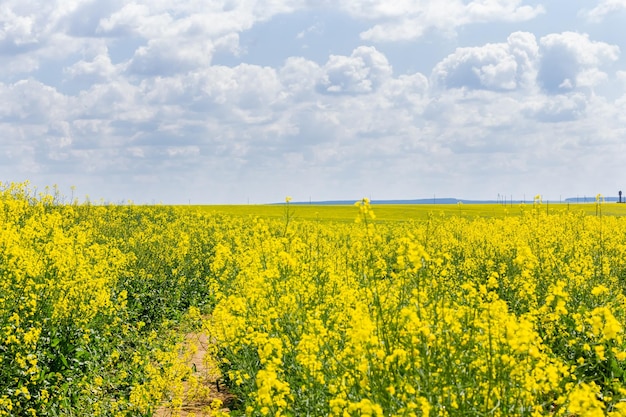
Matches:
[0,182,227,416]
[7,182,626,416]
[209,198,626,416]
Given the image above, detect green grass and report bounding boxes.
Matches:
[180,202,626,222]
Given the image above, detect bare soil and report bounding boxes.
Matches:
[154,332,234,416]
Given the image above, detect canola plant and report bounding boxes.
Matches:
[3,185,626,416]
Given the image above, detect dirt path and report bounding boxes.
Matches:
[154,332,234,416]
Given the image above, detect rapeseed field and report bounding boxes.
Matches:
[3,183,626,416]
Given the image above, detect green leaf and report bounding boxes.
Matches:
[60,353,69,369]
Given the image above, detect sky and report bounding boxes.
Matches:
[2,0,626,204]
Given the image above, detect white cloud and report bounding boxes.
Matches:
[296,22,324,39]
[97,4,257,40]
[465,0,544,22]
[96,3,171,38]
[279,57,325,97]
[127,38,215,75]
[94,3,159,37]
[317,46,393,94]
[0,79,67,123]
[0,0,309,81]
[65,52,118,81]
[522,92,589,122]
[0,0,91,56]
[72,80,140,121]
[581,0,626,22]
[166,146,200,158]
[338,0,544,42]
[537,32,619,93]
[432,30,620,97]
[382,72,429,110]
[432,32,538,91]
[0,7,37,52]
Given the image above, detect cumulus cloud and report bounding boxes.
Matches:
[0,1,100,60]
[317,46,393,94]
[65,52,118,82]
[0,79,67,123]
[431,30,620,97]
[279,57,325,97]
[0,7,38,53]
[0,0,307,81]
[432,32,538,91]
[537,32,619,93]
[96,3,173,38]
[522,93,589,122]
[338,0,544,42]
[382,72,429,110]
[465,0,544,21]
[96,1,305,38]
[127,38,215,75]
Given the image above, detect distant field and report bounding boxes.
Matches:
[186,201,626,222]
